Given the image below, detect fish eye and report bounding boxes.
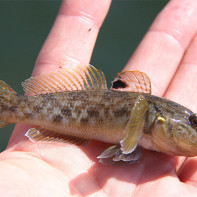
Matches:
[189,114,197,127]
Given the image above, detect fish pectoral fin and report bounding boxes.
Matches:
[22,65,107,95]
[97,144,142,165]
[111,70,151,94]
[25,128,89,146]
[120,95,149,154]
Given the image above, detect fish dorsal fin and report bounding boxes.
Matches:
[111,70,151,94]
[22,65,107,95]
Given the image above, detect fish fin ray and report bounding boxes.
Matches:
[0,80,16,96]
[25,128,89,146]
[120,95,149,154]
[98,145,142,165]
[97,145,120,159]
[22,65,107,95]
[111,70,151,94]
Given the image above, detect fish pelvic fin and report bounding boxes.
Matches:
[97,144,142,165]
[25,128,90,146]
[22,65,108,96]
[0,80,17,128]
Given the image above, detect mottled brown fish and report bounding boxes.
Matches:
[0,65,197,165]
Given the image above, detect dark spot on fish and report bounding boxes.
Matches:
[44,94,57,103]
[61,108,72,117]
[67,92,90,102]
[80,118,89,125]
[53,115,63,123]
[102,93,111,102]
[74,106,83,116]
[112,79,127,89]
[0,104,8,111]
[9,106,16,112]
[114,107,129,117]
[24,112,33,119]
[103,106,109,117]
[153,105,164,117]
[88,28,91,31]
[74,107,81,116]
[97,104,106,108]
[77,109,81,115]
[97,118,104,123]
[33,106,42,113]
[87,109,99,118]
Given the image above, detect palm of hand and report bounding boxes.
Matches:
[1,131,196,196]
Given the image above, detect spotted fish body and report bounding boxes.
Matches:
[2,90,132,143]
[0,65,197,165]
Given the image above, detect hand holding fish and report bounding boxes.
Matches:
[1,0,197,196]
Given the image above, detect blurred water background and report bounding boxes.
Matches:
[0,0,168,152]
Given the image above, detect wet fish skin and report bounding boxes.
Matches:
[1,90,133,143]
[1,88,197,157]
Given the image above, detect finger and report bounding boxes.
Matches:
[123,0,197,96]
[123,0,197,174]
[164,33,197,111]
[178,157,197,187]
[33,0,111,76]
[165,30,197,180]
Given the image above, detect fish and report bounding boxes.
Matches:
[0,65,197,165]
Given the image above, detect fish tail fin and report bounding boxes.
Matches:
[0,80,17,128]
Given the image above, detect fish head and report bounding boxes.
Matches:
[151,112,197,156]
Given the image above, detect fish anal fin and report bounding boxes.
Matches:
[22,65,107,96]
[120,95,149,154]
[25,128,89,146]
[98,145,142,165]
[111,70,151,94]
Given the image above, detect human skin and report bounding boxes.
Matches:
[0,0,197,196]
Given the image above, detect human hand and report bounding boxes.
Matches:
[1,0,197,196]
